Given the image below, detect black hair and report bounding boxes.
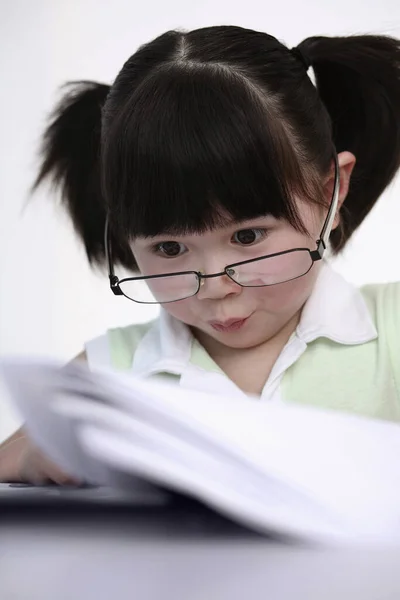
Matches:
[32,26,400,270]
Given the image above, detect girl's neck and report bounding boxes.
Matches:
[192,311,301,395]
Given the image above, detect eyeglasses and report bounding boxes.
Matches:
[105,151,340,304]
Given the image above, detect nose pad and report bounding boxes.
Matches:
[197,269,240,300]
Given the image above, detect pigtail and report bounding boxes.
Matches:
[299,35,400,252]
[32,81,113,266]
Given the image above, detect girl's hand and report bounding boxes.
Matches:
[18,437,81,485]
[0,429,80,485]
[0,352,87,485]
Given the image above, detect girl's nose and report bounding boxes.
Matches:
[196,272,242,300]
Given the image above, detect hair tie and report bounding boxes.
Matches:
[290,47,311,71]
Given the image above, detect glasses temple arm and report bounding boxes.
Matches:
[104,216,116,282]
[318,150,340,250]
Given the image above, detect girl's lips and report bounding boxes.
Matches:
[209,316,250,332]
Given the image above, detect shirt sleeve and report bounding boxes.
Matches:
[384,282,400,398]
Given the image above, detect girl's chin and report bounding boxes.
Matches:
[201,324,273,350]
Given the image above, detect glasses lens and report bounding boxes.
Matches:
[227,249,313,287]
[119,273,199,304]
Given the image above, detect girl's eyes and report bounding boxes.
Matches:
[232,228,268,245]
[152,229,268,257]
[154,241,185,257]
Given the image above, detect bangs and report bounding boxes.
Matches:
[102,63,319,240]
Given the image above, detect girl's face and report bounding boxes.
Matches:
[131,201,325,350]
[130,152,354,350]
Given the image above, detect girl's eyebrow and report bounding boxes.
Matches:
[218,216,280,232]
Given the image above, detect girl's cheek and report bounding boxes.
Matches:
[253,265,320,312]
[160,298,196,323]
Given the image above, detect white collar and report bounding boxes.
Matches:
[296,262,377,345]
[131,262,378,376]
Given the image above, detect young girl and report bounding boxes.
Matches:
[1,25,400,484]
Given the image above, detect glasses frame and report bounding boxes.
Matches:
[105,150,340,304]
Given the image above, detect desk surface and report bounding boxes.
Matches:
[1,485,400,600]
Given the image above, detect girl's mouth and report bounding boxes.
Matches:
[209,316,250,332]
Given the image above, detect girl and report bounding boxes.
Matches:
[1,25,400,484]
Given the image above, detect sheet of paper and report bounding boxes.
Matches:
[3,358,400,544]
[57,364,400,539]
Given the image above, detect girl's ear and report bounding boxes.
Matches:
[324,151,357,229]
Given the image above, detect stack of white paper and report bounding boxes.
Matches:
[2,358,400,544]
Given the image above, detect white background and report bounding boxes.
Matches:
[1,0,399,440]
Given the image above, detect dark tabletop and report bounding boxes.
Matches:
[1,484,399,600]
